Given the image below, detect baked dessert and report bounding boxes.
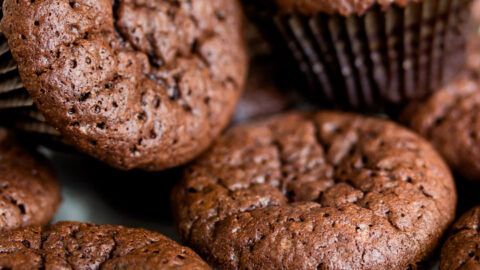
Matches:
[172,111,457,269]
[0,221,210,269]
[440,206,480,270]
[400,11,480,181]
[400,75,480,181]
[0,0,247,170]
[243,0,471,109]
[0,127,60,232]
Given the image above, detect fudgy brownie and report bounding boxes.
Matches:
[400,75,480,181]
[0,0,247,170]
[0,221,210,269]
[440,206,480,270]
[172,111,456,269]
[0,128,60,232]
[400,20,480,181]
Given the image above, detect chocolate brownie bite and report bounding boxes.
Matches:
[400,20,480,181]
[400,75,480,181]
[440,206,480,270]
[0,128,60,232]
[0,221,210,269]
[0,0,247,170]
[171,112,457,269]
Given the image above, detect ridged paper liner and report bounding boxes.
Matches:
[245,0,471,110]
[0,35,64,144]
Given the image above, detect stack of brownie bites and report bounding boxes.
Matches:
[0,0,480,268]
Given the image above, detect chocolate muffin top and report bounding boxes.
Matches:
[0,221,211,269]
[171,111,456,269]
[440,206,480,270]
[400,75,480,180]
[255,0,421,16]
[0,0,247,170]
[0,128,60,232]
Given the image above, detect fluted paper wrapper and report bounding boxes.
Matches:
[0,36,65,145]
[245,0,471,110]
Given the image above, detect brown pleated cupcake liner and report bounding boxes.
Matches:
[245,0,472,110]
[0,90,32,109]
[0,36,28,98]
[0,106,62,136]
[0,35,66,145]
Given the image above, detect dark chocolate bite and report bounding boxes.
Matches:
[440,206,480,270]
[0,221,210,269]
[0,0,247,170]
[0,128,60,232]
[172,111,456,269]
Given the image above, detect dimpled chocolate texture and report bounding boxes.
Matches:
[172,112,457,269]
[0,0,247,170]
[440,206,480,270]
[0,221,211,269]
[401,76,480,180]
[0,128,60,232]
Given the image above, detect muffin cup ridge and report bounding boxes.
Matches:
[0,35,64,139]
[245,0,472,110]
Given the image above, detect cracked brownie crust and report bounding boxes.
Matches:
[0,0,247,170]
[440,206,480,270]
[171,111,457,269]
[0,221,211,269]
[0,128,60,232]
[400,75,480,180]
